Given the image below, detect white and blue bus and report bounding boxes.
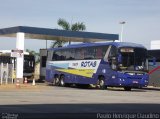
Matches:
[46,42,149,91]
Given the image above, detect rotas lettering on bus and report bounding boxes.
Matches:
[81,61,97,67]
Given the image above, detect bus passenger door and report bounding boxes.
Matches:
[104,45,118,70]
[104,45,118,85]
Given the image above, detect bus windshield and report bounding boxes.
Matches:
[118,47,147,72]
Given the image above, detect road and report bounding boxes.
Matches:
[0,84,160,119]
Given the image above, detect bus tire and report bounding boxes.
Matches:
[99,77,106,90]
[124,87,131,91]
[54,76,60,86]
[60,75,65,87]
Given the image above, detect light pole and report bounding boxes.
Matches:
[119,21,126,42]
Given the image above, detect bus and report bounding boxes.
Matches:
[0,50,35,79]
[46,42,149,91]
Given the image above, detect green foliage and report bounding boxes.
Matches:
[57,18,70,30]
[51,18,86,48]
[26,49,40,64]
[71,22,86,31]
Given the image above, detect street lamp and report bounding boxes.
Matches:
[119,21,126,42]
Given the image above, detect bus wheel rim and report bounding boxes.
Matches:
[61,79,64,86]
[99,80,104,86]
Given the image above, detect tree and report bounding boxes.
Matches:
[51,18,86,48]
[26,49,40,64]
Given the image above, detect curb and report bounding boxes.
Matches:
[142,86,160,91]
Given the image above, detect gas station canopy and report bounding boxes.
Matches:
[0,26,118,42]
[0,26,119,81]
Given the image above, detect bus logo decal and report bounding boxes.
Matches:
[81,61,97,67]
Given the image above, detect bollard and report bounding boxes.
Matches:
[24,77,28,86]
[32,78,36,86]
[16,79,20,88]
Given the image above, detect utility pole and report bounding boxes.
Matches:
[119,21,126,42]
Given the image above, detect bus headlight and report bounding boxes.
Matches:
[119,78,125,81]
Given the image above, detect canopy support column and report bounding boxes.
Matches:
[16,32,25,83]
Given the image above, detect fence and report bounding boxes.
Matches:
[0,63,14,85]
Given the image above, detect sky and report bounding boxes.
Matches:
[0,0,160,52]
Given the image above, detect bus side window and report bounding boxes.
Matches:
[65,50,70,60]
[96,47,102,59]
[84,47,96,59]
[75,48,84,60]
[56,51,61,60]
[95,46,108,59]
[52,51,58,61]
[66,49,75,60]
[70,49,75,60]
[61,50,66,60]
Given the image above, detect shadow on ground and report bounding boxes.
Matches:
[45,82,160,92]
[46,84,148,92]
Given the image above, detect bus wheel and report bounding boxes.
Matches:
[124,87,131,91]
[60,75,65,87]
[54,77,60,86]
[99,77,106,90]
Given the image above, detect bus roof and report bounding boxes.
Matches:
[48,42,146,51]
